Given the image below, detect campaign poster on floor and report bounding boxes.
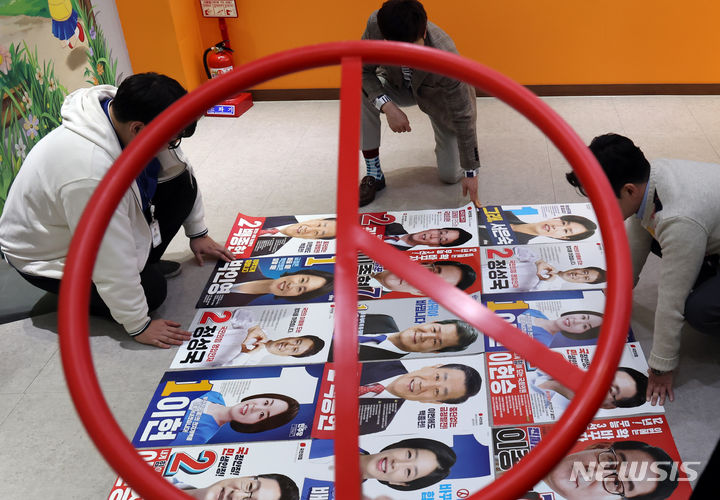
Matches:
[488,343,661,426]
[131,365,323,448]
[477,203,603,246]
[359,202,479,251]
[196,254,335,308]
[479,242,607,295]
[169,304,335,370]
[225,212,338,258]
[107,441,312,500]
[312,355,489,439]
[326,296,486,363]
[492,416,694,499]
[481,289,634,352]
[357,246,481,301]
[356,432,495,499]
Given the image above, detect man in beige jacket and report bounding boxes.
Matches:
[359,0,481,207]
[566,133,720,405]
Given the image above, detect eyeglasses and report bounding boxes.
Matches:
[598,448,625,496]
[168,137,182,150]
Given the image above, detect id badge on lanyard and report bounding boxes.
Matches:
[149,203,162,248]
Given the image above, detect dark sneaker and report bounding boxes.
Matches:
[359,175,386,207]
[159,260,182,279]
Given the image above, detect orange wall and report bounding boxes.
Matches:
[118,0,720,91]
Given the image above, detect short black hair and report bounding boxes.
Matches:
[570,266,606,284]
[229,393,299,433]
[438,363,482,404]
[611,440,678,500]
[112,72,197,138]
[590,266,607,284]
[377,0,428,42]
[558,310,603,340]
[435,260,476,290]
[614,366,648,408]
[556,215,597,241]
[379,438,456,491]
[291,335,325,358]
[566,133,650,197]
[258,473,300,500]
[440,227,473,247]
[434,319,479,352]
[276,269,334,302]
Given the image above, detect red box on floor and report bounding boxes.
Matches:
[205,92,253,117]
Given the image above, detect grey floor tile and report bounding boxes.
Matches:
[0,317,59,394]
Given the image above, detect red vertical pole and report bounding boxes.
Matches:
[218,17,231,49]
[333,55,362,500]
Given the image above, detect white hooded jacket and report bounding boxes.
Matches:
[0,85,207,334]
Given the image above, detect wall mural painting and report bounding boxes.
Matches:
[0,0,119,213]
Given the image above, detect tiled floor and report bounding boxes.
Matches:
[1,95,719,499]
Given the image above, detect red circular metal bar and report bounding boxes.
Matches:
[58,40,632,499]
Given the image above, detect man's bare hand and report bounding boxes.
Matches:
[134,319,191,348]
[535,260,557,280]
[190,235,235,266]
[647,369,675,406]
[461,176,481,208]
[383,102,411,133]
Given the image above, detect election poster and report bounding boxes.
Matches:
[131,365,323,448]
[107,440,312,500]
[479,242,607,295]
[481,290,634,352]
[225,212,337,258]
[477,203,603,246]
[488,343,661,426]
[196,254,335,308]
[312,355,489,439]
[306,432,495,499]
[357,247,481,301]
[327,296,486,363]
[360,202,479,252]
[492,416,693,499]
[169,304,335,370]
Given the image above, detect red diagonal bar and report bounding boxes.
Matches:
[334,56,362,500]
[354,227,586,392]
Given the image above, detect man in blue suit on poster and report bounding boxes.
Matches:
[357,361,482,435]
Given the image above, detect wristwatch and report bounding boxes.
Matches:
[374,94,391,111]
[464,168,479,178]
[650,368,670,376]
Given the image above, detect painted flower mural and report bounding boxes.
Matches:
[0,0,119,214]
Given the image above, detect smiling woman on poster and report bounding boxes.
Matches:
[227,268,335,305]
[518,309,604,348]
[307,437,457,491]
[478,212,597,245]
[172,391,300,445]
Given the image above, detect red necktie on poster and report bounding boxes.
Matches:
[258,228,280,236]
[358,383,384,396]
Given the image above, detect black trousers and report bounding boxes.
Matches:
[18,170,198,319]
[650,240,720,334]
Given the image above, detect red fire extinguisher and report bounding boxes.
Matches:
[203,40,234,79]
